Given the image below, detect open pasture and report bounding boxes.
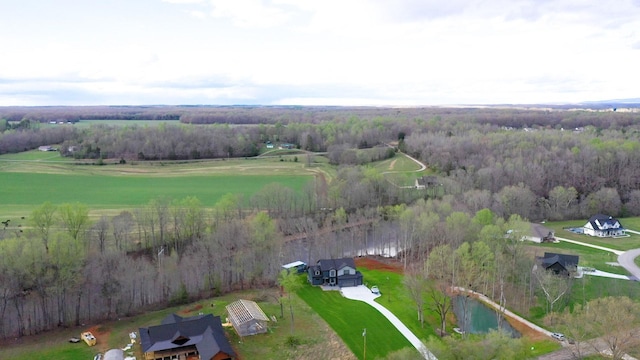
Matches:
[0,157,317,215]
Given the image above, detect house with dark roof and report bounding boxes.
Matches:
[583,214,625,237]
[537,252,579,276]
[307,257,363,287]
[139,313,235,360]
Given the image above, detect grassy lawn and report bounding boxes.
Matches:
[358,267,439,341]
[297,280,416,360]
[0,288,354,360]
[569,276,640,308]
[545,219,640,251]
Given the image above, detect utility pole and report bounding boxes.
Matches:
[362,328,366,360]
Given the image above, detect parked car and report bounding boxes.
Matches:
[551,332,565,341]
[370,285,380,294]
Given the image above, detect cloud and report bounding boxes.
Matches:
[162,0,206,4]
[184,10,207,18]
[206,0,294,27]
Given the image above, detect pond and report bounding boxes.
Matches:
[452,296,520,338]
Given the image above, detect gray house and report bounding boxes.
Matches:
[307,258,363,287]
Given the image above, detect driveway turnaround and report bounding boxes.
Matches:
[617,248,640,281]
[340,285,437,359]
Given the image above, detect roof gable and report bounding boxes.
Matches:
[317,258,357,272]
[587,214,623,230]
[540,252,579,269]
[139,314,234,358]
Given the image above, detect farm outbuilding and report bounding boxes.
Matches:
[282,260,307,273]
[225,299,270,337]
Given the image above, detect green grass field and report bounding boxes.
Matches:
[297,282,416,360]
[0,172,309,208]
[358,267,439,340]
[0,157,321,217]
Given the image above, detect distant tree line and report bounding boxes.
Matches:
[3,106,640,219]
[2,104,639,127]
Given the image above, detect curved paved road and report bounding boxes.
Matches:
[340,286,437,359]
[617,248,640,281]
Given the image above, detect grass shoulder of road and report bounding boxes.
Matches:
[0,288,355,360]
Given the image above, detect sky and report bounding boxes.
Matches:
[1,0,639,106]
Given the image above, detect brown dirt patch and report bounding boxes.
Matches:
[388,159,397,170]
[180,303,203,315]
[355,256,404,274]
[85,324,112,352]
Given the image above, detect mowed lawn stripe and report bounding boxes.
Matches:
[297,285,413,360]
[0,172,310,208]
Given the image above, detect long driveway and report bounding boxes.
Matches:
[340,285,437,359]
[554,235,640,280]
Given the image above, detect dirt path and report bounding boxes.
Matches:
[388,159,397,170]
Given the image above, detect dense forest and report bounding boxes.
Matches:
[2,106,640,341]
